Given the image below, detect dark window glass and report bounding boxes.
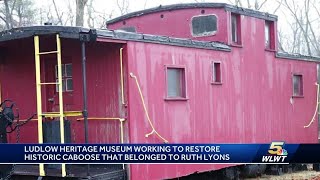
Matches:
[231,13,241,43]
[213,62,221,83]
[167,68,186,98]
[55,65,65,78]
[293,75,303,96]
[192,15,217,36]
[231,15,237,42]
[65,64,72,77]
[55,64,73,92]
[66,78,73,91]
[119,26,136,33]
[265,22,271,48]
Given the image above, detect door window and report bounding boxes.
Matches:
[55,64,73,92]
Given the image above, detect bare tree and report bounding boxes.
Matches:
[52,0,63,25]
[117,0,129,16]
[37,0,77,26]
[283,0,311,55]
[38,3,61,26]
[254,0,268,10]
[86,0,114,29]
[76,0,88,26]
[0,0,35,30]
[273,0,283,14]
[281,0,320,56]
[143,0,148,9]
[65,0,75,26]
[1,0,15,29]
[87,0,94,28]
[225,0,318,56]
[227,0,279,11]
[227,0,243,7]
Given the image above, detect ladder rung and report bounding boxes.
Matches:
[63,111,83,117]
[38,51,58,55]
[40,113,63,117]
[39,82,59,85]
[40,111,83,118]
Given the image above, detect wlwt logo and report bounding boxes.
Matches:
[262,142,288,163]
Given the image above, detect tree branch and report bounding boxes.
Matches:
[257,0,268,10]
[52,0,63,25]
[273,0,283,14]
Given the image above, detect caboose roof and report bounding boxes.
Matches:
[106,3,278,25]
[0,26,320,62]
[0,26,230,51]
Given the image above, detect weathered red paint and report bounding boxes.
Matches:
[111,6,316,179]
[108,8,229,42]
[126,42,318,179]
[0,4,318,180]
[1,38,126,144]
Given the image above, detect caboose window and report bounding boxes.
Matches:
[167,67,186,98]
[265,21,275,49]
[265,22,270,48]
[293,74,303,97]
[191,15,217,37]
[55,63,73,92]
[231,13,241,44]
[212,62,222,84]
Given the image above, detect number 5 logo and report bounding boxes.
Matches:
[268,142,284,155]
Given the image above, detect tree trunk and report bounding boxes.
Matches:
[4,0,13,29]
[76,0,88,26]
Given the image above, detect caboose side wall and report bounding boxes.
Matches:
[0,38,38,143]
[1,38,127,144]
[125,15,317,179]
[107,8,228,43]
[71,41,127,144]
[107,5,278,49]
[126,43,318,180]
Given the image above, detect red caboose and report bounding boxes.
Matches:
[0,3,318,180]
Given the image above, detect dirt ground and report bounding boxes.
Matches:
[246,170,320,180]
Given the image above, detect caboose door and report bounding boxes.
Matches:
[44,57,74,113]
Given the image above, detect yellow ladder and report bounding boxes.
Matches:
[34,34,66,177]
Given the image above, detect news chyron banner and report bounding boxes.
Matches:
[0,142,319,164]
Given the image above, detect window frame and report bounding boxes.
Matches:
[265,20,276,51]
[211,61,222,85]
[65,78,73,92]
[65,63,72,78]
[230,13,242,46]
[190,14,218,37]
[55,63,73,92]
[165,65,188,101]
[65,63,73,92]
[292,74,303,98]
